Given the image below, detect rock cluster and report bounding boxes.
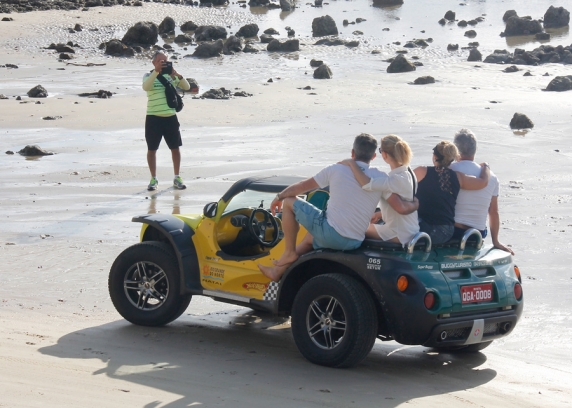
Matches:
[484,44,572,66]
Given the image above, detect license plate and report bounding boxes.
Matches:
[460,283,493,304]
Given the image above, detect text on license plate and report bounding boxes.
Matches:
[461,283,493,304]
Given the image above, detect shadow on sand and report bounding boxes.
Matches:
[40,309,496,406]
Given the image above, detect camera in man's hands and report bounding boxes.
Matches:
[161,61,173,75]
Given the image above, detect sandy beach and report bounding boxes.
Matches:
[1,0,572,406]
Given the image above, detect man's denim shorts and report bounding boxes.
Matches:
[292,200,362,251]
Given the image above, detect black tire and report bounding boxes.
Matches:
[108,241,191,326]
[435,341,493,353]
[291,274,378,368]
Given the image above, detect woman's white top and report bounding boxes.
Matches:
[362,165,420,244]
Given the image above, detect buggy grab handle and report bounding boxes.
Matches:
[460,228,483,251]
[407,232,432,254]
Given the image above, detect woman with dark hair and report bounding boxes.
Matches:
[413,141,490,244]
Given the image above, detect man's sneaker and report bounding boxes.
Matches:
[147,177,158,191]
[173,176,186,190]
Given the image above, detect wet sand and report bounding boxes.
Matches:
[1,1,572,406]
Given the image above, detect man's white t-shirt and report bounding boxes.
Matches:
[313,161,386,241]
[362,165,420,244]
[450,160,499,230]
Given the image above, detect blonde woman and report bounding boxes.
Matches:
[340,134,419,244]
[413,141,490,244]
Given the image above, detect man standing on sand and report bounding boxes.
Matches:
[449,129,514,255]
[142,51,190,191]
[258,133,418,282]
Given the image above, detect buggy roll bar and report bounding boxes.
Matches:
[459,228,483,251]
[407,232,432,254]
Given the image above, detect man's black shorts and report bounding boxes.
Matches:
[145,115,182,150]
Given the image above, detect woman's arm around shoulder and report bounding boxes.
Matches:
[338,159,371,187]
[456,163,490,190]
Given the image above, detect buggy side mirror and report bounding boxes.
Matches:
[203,202,218,218]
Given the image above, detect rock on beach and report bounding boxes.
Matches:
[18,145,54,156]
[387,54,416,73]
[545,76,572,92]
[510,113,534,129]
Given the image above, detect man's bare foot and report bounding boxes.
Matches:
[258,253,298,282]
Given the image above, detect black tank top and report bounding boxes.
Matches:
[416,166,460,225]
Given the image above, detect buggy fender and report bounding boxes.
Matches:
[133,214,201,293]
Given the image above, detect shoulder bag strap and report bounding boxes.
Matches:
[407,166,417,200]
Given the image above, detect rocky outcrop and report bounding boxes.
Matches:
[387,54,416,73]
[509,113,534,129]
[484,44,572,66]
[195,26,228,42]
[312,15,338,37]
[158,17,176,34]
[200,88,232,99]
[313,64,332,79]
[545,75,572,92]
[444,10,455,21]
[236,24,259,38]
[192,39,224,58]
[267,39,300,52]
[543,6,570,29]
[223,36,243,55]
[122,22,158,46]
[503,16,543,37]
[27,85,48,98]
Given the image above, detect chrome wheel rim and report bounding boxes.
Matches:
[123,261,169,311]
[306,295,347,350]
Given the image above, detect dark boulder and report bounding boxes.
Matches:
[286,27,295,37]
[104,39,134,56]
[192,39,224,58]
[372,0,404,6]
[260,34,274,44]
[27,85,48,98]
[536,32,551,41]
[414,39,429,47]
[346,40,360,48]
[18,145,53,156]
[264,28,279,35]
[504,16,543,36]
[181,21,198,32]
[444,10,455,21]
[503,65,520,73]
[503,10,518,22]
[509,113,534,129]
[74,23,82,32]
[56,44,75,53]
[59,53,73,60]
[464,30,477,38]
[413,76,435,85]
[280,0,295,11]
[457,20,468,27]
[236,23,259,38]
[310,59,323,67]
[313,64,332,79]
[438,18,446,25]
[122,21,158,45]
[312,15,338,37]
[243,43,259,53]
[223,36,243,54]
[195,25,228,41]
[543,6,570,29]
[314,38,347,46]
[200,88,232,99]
[447,44,459,51]
[267,39,300,52]
[158,17,176,34]
[387,54,416,73]
[174,34,194,43]
[484,49,512,64]
[545,75,572,92]
[467,48,482,61]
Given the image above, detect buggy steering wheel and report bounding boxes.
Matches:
[248,208,280,247]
